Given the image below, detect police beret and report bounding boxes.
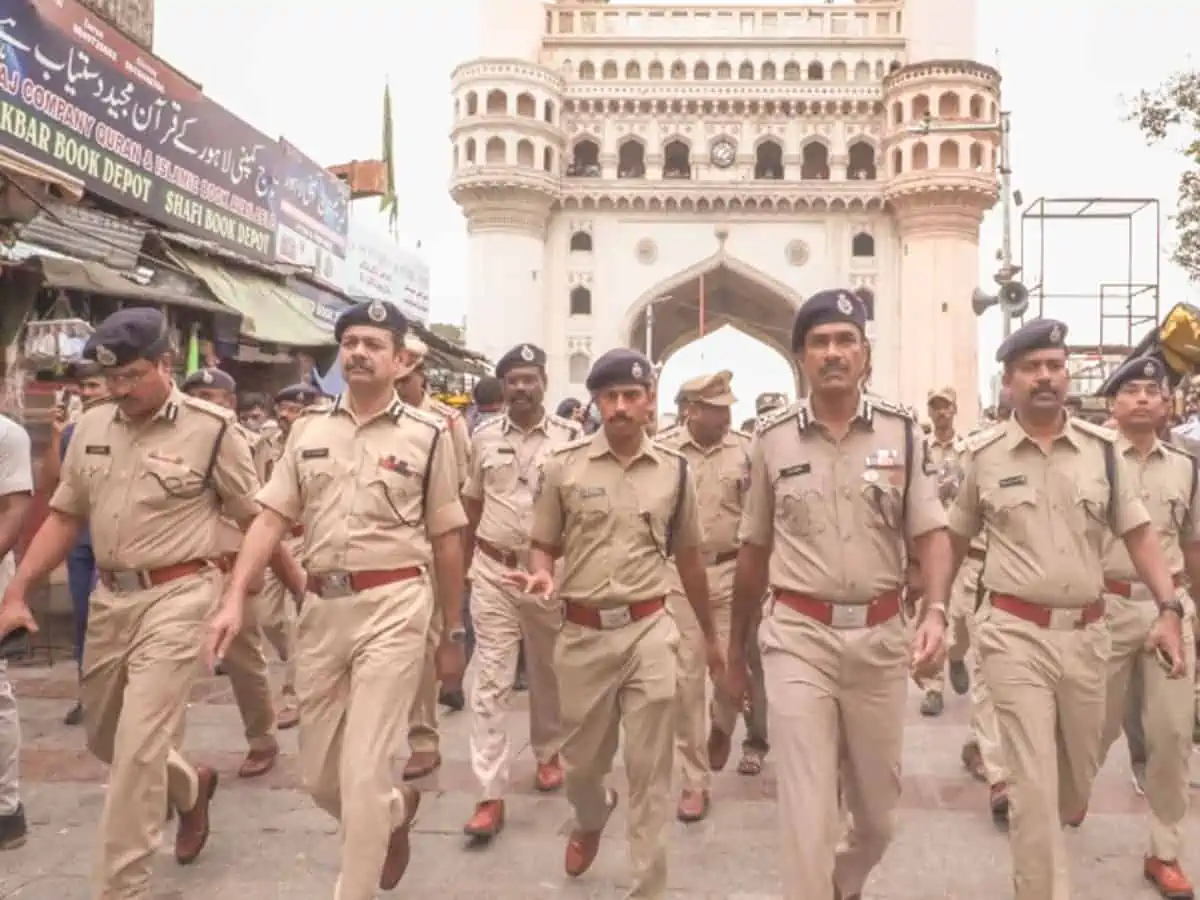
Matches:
[333,299,407,343]
[274,382,322,406]
[181,367,236,394]
[83,307,171,368]
[677,370,736,407]
[585,348,655,392]
[495,343,546,379]
[994,318,1067,364]
[1101,356,1168,397]
[791,289,867,351]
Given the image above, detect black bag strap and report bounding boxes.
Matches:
[202,421,228,490]
[422,426,442,516]
[902,418,915,523]
[666,455,688,556]
[1102,440,1117,529]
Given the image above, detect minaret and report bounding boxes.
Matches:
[883,0,998,423]
[449,2,564,367]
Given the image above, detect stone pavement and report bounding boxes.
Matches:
[2,661,1199,899]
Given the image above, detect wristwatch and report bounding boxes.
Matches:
[1158,594,1185,617]
[924,602,949,624]
[447,626,468,644]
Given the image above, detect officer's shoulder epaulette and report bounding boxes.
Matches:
[475,414,504,433]
[178,393,236,424]
[869,396,919,421]
[731,427,753,442]
[399,402,444,431]
[653,441,687,461]
[546,412,580,435]
[427,397,461,419]
[549,435,592,457]
[1162,439,1197,461]
[758,404,800,434]
[77,398,116,424]
[655,423,683,441]
[1069,418,1118,443]
[964,425,1006,455]
[296,403,328,419]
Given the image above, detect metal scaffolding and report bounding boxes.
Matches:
[1019,197,1161,395]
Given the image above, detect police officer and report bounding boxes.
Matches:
[208,299,467,898]
[948,319,1185,900]
[1096,355,1197,898]
[255,381,326,729]
[727,289,952,900]
[657,370,761,822]
[0,307,302,898]
[395,333,471,777]
[459,342,577,841]
[916,387,971,717]
[179,367,279,778]
[510,348,721,899]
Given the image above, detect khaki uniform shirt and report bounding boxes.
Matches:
[738,396,946,603]
[1102,436,1200,581]
[215,422,263,555]
[463,412,581,552]
[421,395,471,487]
[51,390,261,571]
[656,424,752,556]
[257,393,467,572]
[950,416,1151,606]
[530,430,703,608]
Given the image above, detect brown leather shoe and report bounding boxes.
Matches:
[535,756,564,792]
[707,727,732,772]
[1064,803,1087,829]
[276,697,299,730]
[1145,856,1195,899]
[676,789,710,823]
[237,739,279,778]
[564,790,618,878]
[379,785,421,890]
[175,766,218,864]
[464,799,505,840]
[961,741,987,783]
[403,750,441,781]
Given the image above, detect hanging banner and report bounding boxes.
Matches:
[275,139,349,283]
[341,226,430,327]
[0,0,280,261]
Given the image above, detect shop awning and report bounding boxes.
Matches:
[167,247,335,347]
[19,255,234,317]
[0,147,85,202]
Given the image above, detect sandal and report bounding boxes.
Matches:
[737,749,764,776]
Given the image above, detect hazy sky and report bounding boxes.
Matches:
[153,0,1199,421]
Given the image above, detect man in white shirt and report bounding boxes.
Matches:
[0,414,33,849]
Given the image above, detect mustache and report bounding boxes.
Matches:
[820,361,847,375]
[607,413,633,423]
[1032,385,1057,396]
[345,358,373,372]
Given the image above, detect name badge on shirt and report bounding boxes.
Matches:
[999,474,1027,488]
[496,447,515,455]
[300,448,330,459]
[84,445,110,455]
[779,463,811,478]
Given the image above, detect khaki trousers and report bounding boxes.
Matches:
[408,576,443,756]
[219,583,277,752]
[296,576,432,900]
[83,571,218,900]
[668,560,766,790]
[977,600,1110,900]
[1099,586,1195,861]
[558,609,678,899]
[960,560,1007,785]
[0,659,18,816]
[760,600,909,900]
[467,552,562,799]
[915,557,972,693]
[258,563,298,695]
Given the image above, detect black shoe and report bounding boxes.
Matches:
[0,804,27,850]
[63,701,84,726]
[948,660,970,695]
[920,691,944,716]
[438,688,464,712]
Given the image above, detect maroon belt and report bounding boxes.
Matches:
[306,567,422,597]
[991,594,1104,629]
[773,589,902,628]
[1104,574,1181,598]
[98,559,211,592]
[476,538,520,569]
[563,598,665,630]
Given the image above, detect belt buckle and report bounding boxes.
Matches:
[830,604,869,629]
[597,606,633,629]
[319,571,354,599]
[1048,608,1082,631]
[108,570,145,593]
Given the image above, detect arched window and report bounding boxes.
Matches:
[567,139,600,177]
[800,142,829,180]
[618,139,645,178]
[569,286,592,316]
[485,137,506,164]
[851,232,875,258]
[847,141,876,180]
[663,140,691,179]
[569,231,592,252]
[755,140,783,180]
[807,61,824,81]
[485,90,507,114]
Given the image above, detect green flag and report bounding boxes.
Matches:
[185,324,201,374]
[380,82,398,235]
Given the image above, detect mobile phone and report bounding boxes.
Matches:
[0,627,31,661]
[1155,646,1177,674]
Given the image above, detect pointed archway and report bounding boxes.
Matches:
[623,251,803,383]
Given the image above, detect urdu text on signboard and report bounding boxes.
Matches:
[275,139,349,282]
[0,0,279,261]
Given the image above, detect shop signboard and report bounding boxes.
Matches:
[0,0,280,262]
[275,139,349,284]
[341,225,430,326]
